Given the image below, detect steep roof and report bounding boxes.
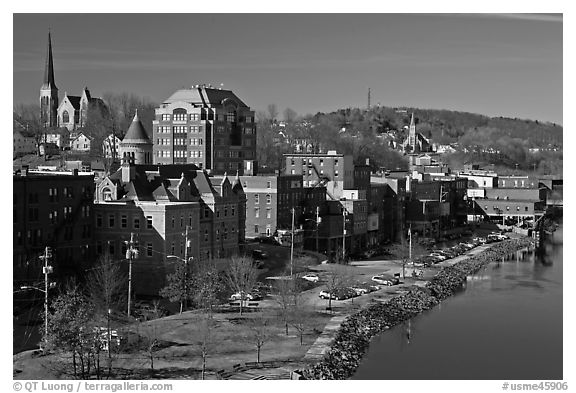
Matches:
[66,95,81,110]
[122,111,152,144]
[42,32,57,90]
[163,86,249,108]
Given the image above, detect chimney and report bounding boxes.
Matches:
[21,165,29,176]
[121,156,135,183]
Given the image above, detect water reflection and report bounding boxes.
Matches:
[352,227,562,380]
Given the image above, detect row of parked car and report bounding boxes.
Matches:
[412,232,509,268]
[318,282,381,300]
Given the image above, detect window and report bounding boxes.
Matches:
[266,208,272,219]
[231,206,235,216]
[171,242,175,255]
[121,215,127,228]
[204,207,209,218]
[255,208,260,218]
[190,113,200,121]
[525,206,529,212]
[62,110,69,123]
[266,226,271,236]
[227,110,236,123]
[134,218,140,229]
[204,229,209,242]
[173,126,187,134]
[147,243,153,257]
[266,194,271,204]
[162,114,171,121]
[108,214,115,228]
[245,116,252,123]
[96,214,102,228]
[108,241,115,255]
[516,206,520,211]
[267,181,272,189]
[255,194,259,204]
[175,109,190,122]
[320,159,324,166]
[254,225,259,234]
[147,216,153,229]
[224,206,228,217]
[171,216,175,228]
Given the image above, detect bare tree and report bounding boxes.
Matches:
[323,264,354,311]
[193,259,225,314]
[289,302,309,346]
[283,107,298,124]
[247,313,272,363]
[224,256,258,316]
[86,255,127,316]
[13,103,45,156]
[273,276,297,336]
[138,322,160,370]
[196,315,217,380]
[389,235,427,279]
[266,104,278,123]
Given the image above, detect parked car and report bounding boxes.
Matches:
[256,235,281,245]
[349,285,369,295]
[230,291,256,301]
[318,290,333,299]
[332,287,357,300]
[354,282,380,293]
[301,273,320,283]
[255,281,272,294]
[372,275,399,286]
[429,253,447,261]
[252,249,268,260]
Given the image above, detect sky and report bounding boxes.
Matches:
[13,13,563,124]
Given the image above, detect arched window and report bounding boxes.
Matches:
[173,108,187,121]
[62,110,70,123]
[102,188,113,201]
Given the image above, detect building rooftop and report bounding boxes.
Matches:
[163,86,249,108]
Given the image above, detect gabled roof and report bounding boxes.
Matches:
[66,95,81,110]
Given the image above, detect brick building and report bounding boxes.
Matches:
[152,86,256,174]
[13,167,95,283]
[94,161,245,295]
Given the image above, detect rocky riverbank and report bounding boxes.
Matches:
[299,237,535,380]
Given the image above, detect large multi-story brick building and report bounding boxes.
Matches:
[284,151,354,199]
[152,86,256,174]
[94,161,245,295]
[238,174,304,238]
[13,167,95,283]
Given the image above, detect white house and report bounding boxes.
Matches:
[102,134,121,159]
[70,132,93,152]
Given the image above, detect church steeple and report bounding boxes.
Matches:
[408,112,417,152]
[42,31,57,90]
[40,31,59,128]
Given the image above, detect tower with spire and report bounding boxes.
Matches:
[120,110,153,165]
[408,112,417,152]
[39,31,59,129]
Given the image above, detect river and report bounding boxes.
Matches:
[353,226,563,380]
